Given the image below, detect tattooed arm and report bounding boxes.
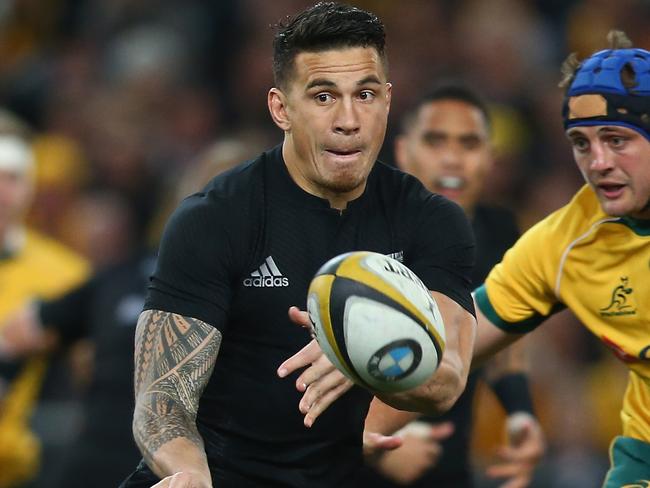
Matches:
[133,309,222,486]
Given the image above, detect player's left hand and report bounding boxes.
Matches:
[486,412,545,488]
[277,306,353,427]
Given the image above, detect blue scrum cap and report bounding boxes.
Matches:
[562,48,650,140]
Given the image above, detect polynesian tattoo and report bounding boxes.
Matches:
[133,309,221,463]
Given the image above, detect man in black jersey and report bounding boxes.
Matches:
[0,137,262,488]
[122,4,477,488]
[359,84,546,488]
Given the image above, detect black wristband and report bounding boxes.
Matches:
[490,373,535,415]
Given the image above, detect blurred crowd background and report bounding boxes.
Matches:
[1,0,648,486]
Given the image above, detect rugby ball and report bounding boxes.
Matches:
[307,251,445,393]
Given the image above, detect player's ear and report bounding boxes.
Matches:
[268,88,291,131]
[385,82,392,114]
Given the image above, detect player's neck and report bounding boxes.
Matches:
[281,141,366,211]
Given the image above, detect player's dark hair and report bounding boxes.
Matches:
[400,82,492,134]
[272,2,387,90]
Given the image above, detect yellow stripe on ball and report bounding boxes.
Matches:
[335,252,445,354]
[308,274,359,381]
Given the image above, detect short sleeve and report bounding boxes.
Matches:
[475,218,564,334]
[144,193,236,331]
[407,195,476,316]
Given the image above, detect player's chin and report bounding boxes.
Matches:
[599,198,634,218]
[323,172,367,194]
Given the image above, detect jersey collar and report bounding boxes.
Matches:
[617,216,650,236]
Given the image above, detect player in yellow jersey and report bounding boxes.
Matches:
[0,123,89,487]
[359,29,649,488]
[470,31,650,487]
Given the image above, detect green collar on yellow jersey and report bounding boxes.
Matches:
[617,216,650,236]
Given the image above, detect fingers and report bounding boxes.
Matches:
[364,432,404,452]
[302,377,353,427]
[150,472,211,488]
[150,476,171,487]
[280,307,353,427]
[498,475,532,488]
[277,339,321,378]
[486,459,525,479]
[487,447,536,488]
[428,421,455,441]
[288,306,311,329]
[363,432,404,466]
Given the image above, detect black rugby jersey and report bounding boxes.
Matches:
[131,145,475,488]
[40,250,153,487]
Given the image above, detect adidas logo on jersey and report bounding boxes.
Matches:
[243,256,289,287]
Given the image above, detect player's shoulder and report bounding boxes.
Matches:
[201,148,268,201]
[371,161,454,213]
[174,147,271,221]
[474,204,518,227]
[535,185,608,240]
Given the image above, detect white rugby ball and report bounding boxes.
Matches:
[307,251,445,393]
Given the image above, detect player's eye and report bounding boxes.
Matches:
[461,136,481,150]
[358,90,376,102]
[571,137,589,152]
[608,136,626,148]
[315,93,334,104]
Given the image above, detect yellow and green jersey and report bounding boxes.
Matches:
[0,229,89,487]
[475,185,650,442]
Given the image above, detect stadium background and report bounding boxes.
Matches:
[1,0,647,486]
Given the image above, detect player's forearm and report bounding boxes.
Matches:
[471,304,520,369]
[365,396,421,434]
[132,310,221,484]
[133,394,211,482]
[377,298,476,414]
[375,348,466,414]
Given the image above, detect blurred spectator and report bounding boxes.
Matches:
[0,112,89,488]
[0,133,267,488]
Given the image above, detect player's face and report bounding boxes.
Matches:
[0,168,31,236]
[567,125,650,219]
[395,100,491,213]
[269,47,391,208]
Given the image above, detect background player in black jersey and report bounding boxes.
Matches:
[123,3,477,488]
[0,137,260,488]
[358,84,545,487]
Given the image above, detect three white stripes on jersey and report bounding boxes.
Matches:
[243,256,289,287]
[243,252,403,288]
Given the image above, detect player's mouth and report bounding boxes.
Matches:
[325,148,363,162]
[434,176,465,194]
[597,182,626,200]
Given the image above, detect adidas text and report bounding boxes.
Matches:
[243,276,289,287]
[244,256,289,287]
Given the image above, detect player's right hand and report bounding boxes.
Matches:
[150,471,212,488]
[486,412,545,488]
[278,306,354,428]
[372,421,454,485]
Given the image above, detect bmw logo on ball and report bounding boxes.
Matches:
[368,339,422,382]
